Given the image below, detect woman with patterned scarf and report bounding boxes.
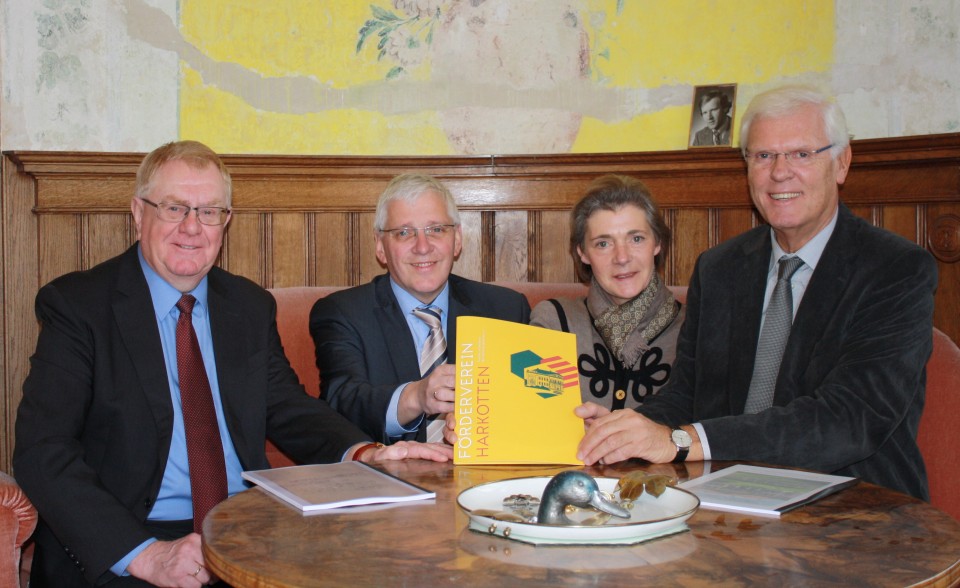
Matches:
[531,175,684,411]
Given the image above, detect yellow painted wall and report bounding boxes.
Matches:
[179,0,834,155]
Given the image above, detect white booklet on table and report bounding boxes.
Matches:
[679,464,858,517]
[242,461,435,513]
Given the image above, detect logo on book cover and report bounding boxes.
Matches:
[510,350,578,398]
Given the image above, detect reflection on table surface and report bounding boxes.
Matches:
[203,460,960,588]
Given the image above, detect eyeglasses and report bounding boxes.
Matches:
[744,144,834,168]
[140,198,231,226]
[378,224,457,243]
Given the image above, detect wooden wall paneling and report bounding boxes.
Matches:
[2,156,39,472]
[881,204,923,244]
[311,212,352,286]
[847,204,875,226]
[84,214,134,270]
[927,203,960,346]
[455,210,483,282]
[36,177,133,210]
[357,213,383,286]
[270,212,311,288]
[715,207,757,245]
[38,215,82,285]
[670,208,711,288]
[533,210,576,283]
[221,213,266,286]
[493,210,528,282]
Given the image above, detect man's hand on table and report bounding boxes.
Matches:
[127,533,218,587]
[354,440,453,463]
[576,402,699,465]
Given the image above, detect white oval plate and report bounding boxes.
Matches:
[457,475,700,545]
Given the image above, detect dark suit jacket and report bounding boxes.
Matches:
[14,245,369,586]
[639,204,937,499]
[310,274,531,443]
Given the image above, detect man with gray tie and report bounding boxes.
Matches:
[310,174,530,444]
[575,85,937,499]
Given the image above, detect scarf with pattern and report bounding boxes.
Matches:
[590,273,680,368]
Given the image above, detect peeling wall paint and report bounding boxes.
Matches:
[1,0,957,154]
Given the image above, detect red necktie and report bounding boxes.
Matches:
[176,294,228,533]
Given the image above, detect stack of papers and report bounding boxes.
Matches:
[242,461,435,513]
[679,464,858,517]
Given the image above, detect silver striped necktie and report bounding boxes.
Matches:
[413,306,447,377]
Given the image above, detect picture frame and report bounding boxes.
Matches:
[689,83,737,148]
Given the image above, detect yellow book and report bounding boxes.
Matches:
[453,316,583,465]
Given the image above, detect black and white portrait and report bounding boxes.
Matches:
[689,84,737,148]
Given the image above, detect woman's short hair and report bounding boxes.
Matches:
[136,140,233,207]
[374,173,461,231]
[570,174,670,282]
[739,85,850,158]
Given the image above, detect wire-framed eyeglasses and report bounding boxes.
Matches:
[378,224,457,243]
[744,144,834,168]
[140,198,231,226]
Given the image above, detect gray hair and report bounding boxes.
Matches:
[570,174,670,282]
[739,85,850,159]
[136,140,233,207]
[373,173,460,231]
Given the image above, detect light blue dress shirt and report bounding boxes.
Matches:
[112,248,248,575]
[384,279,450,438]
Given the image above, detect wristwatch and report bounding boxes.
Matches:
[671,428,692,463]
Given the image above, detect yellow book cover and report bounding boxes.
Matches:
[453,316,583,465]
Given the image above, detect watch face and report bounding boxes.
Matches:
[671,429,692,447]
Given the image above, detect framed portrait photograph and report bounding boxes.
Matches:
[689,83,737,148]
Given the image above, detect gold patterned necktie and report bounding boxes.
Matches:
[176,294,228,532]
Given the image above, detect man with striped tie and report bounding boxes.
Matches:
[311,174,531,444]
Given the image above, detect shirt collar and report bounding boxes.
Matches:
[768,207,838,274]
[137,244,209,320]
[389,276,450,318]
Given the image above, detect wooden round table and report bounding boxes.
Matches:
[203,460,960,587]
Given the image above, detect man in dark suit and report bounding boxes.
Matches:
[14,142,451,587]
[310,174,531,444]
[577,86,936,499]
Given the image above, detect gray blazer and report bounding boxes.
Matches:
[639,204,937,499]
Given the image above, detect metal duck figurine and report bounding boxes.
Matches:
[537,471,631,525]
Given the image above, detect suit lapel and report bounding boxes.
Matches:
[446,275,473,355]
[206,270,253,463]
[775,206,857,400]
[112,247,175,457]
[727,231,772,413]
[373,276,422,382]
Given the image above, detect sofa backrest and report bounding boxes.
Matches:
[918,329,960,520]
[269,282,688,403]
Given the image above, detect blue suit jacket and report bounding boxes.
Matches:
[640,204,937,499]
[310,274,531,443]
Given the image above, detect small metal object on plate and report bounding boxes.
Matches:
[503,494,540,508]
